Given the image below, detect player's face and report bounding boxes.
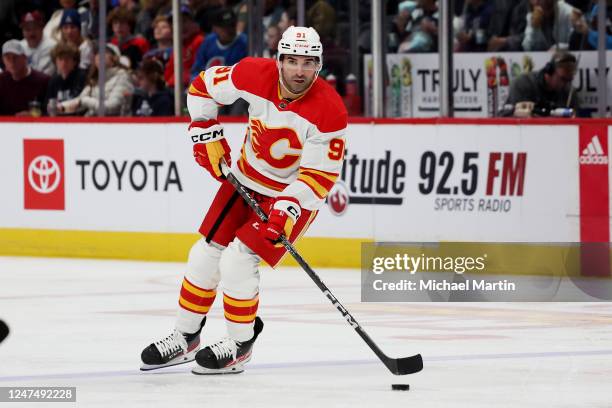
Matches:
[280,55,319,94]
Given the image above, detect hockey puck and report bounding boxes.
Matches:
[391,384,410,391]
[0,320,9,343]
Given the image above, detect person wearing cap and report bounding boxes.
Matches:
[0,39,50,116]
[108,6,150,69]
[58,43,134,116]
[58,8,94,70]
[19,10,57,76]
[164,5,204,87]
[190,7,247,80]
[44,0,91,42]
[46,42,87,116]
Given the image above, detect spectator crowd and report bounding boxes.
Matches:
[0,0,610,117]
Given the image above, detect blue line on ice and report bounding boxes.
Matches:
[1,349,612,383]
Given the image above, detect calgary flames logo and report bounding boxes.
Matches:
[250,118,302,168]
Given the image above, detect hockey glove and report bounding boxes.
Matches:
[261,197,302,244]
[189,120,231,182]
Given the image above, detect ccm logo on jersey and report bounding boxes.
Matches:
[191,128,224,144]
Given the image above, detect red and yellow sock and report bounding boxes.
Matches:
[178,278,217,315]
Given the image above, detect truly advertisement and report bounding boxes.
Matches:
[365,51,612,118]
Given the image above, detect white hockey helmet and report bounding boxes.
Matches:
[277,26,323,66]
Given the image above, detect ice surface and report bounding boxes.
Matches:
[1,256,611,407]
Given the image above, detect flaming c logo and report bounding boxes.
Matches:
[250,118,302,168]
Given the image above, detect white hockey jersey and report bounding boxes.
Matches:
[187,57,347,211]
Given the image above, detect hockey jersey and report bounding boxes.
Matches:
[187,57,347,211]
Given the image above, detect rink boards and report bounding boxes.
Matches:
[0,118,610,272]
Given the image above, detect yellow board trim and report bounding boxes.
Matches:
[2,228,601,277]
[0,228,366,268]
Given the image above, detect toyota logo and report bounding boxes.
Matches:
[28,155,61,194]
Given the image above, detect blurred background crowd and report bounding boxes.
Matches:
[0,0,610,117]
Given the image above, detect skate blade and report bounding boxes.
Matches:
[191,364,245,375]
[140,349,198,371]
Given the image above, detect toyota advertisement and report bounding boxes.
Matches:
[0,120,595,246]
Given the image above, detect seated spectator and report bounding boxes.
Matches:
[263,25,280,59]
[20,10,56,76]
[190,8,247,78]
[59,9,94,70]
[503,51,581,116]
[164,6,204,87]
[278,5,297,34]
[487,0,530,51]
[135,0,172,43]
[522,0,585,51]
[58,43,134,116]
[307,0,336,43]
[572,3,612,49]
[143,15,173,68]
[0,40,50,116]
[108,6,150,69]
[191,0,225,35]
[46,42,87,116]
[397,0,439,52]
[132,59,173,116]
[44,0,91,41]
[118,0,141,14]
[455,0,494,52]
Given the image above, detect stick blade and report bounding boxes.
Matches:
[386,354,423,375]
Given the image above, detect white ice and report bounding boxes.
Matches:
[1,256,611,407]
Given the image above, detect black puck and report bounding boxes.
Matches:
[0,319,8,343]
[391,384,410,391]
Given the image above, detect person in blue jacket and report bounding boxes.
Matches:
[190,7,247,81]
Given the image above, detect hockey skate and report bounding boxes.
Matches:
[140,318,205,371]
[192,316,264,375]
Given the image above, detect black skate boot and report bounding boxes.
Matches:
[140,317,205,371]
[192,316,264,375]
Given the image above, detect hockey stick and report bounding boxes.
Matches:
[220,165,423,375]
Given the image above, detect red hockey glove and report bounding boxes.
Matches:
[189,120,231,182]
[261,197,302,244]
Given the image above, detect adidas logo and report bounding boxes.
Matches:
[580,135,608,165]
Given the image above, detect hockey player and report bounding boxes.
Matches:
[140,26,347,374]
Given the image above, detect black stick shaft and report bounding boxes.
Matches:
[222,170,422,375]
